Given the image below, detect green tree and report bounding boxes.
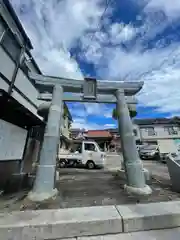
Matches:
[112,106,137,120]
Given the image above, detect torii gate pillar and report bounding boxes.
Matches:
[28,85,63,202]
[116,89,151,195]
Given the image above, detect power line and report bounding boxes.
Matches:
[88,0,113,44]
[72,0,113,61]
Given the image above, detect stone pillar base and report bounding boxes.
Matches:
[117,168,151,182]
[124,184,152,196]
[27,188,58,202]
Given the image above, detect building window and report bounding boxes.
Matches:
[0,21,5,40]
[1,30,21,62]
[144,127,156,136]
[164,126,178,135]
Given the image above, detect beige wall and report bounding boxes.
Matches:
[61,116,71,139]
[139,124,180,140]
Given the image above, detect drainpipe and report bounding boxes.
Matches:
[8,47,25,95]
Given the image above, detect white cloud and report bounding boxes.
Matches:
[68,102,115,130]
[68,102,114,119]
[109,23,137,44]
[79,0,180,117]
[145,0,180,20]
[80,22,137,64]
[11,0,114,130]
[104,123,116,128]
[11,0,104,79]
[72,118,116,130]
[130,0,180,20]
[12,0,180,129]
[100,41,180,115]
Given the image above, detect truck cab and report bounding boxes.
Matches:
[58,140,106,169]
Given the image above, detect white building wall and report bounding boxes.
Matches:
[0,119,27,161]
[157,139,177,154]
[14,69,39,106]
[0,46,15,80]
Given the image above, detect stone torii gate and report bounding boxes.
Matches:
[27,73,152,202]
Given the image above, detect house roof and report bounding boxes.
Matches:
[133,118,179,125]
[86,130,112,138]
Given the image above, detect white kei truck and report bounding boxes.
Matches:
[58,140,106,169]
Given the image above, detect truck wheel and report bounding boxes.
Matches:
[73,161,78,168]
[86,160,95,169]
[59,159,66,168]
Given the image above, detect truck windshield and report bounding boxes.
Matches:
[85,143,96,151]
[84,142,101,152]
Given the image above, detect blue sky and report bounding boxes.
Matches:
[12,0,180,129]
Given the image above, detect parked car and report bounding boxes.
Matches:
[139,145,160,160]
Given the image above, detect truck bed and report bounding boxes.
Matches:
[58,152,82,160]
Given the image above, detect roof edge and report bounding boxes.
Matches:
[3,0,33,49]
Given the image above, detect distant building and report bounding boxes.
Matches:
[59,104,73,152]
[70,129,115,152]
[133,118,180,154]
[70,117,180,154]
[85,130,113,151]
[108,118,180,154]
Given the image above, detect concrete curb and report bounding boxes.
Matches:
[0,206,122,240]
[1,201,180,239]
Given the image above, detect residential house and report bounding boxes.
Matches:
[133,118,180,154]
[0,0,45,190]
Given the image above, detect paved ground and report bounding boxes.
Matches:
[77,227,180,239]
[0,155,179,211]
[56,156,179,209]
